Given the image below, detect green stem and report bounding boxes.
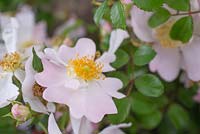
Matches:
[171,10,200,16]
[38,122,48,134]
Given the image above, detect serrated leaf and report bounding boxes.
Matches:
[93,0,108,25]
[133,0,164,11]
[170,16,193,43]
[137,110,162,129]
[164,0,190,11]
[134,45,156,66]
[108,97,131,124]
[167,104,190,129]
[148,7,171,28]
[135,74,164,97]
[112,49,129,69]
[110,2,126,29]
[32,48,43,72]
[131,92,157,114]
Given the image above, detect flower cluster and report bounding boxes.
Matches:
[0,5,130,134]
[1,1,200,134]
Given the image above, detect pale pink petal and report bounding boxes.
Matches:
[70,116,93,134]
[109,29,129,54]
[47,102,56,113]
[84,82,118,123]
[100,123,132,134]
[75,38,96,57]
[130,6,154,42]
[98,78,125,99]
[57,45,76,63]
[33,21,47,43]
[0,73,19,108]
[16,5,35,45]
[44,48,67,65]
[149,44,181,81]
[48,113,62,134]
[35,59,67,87]
[0,41,7,59]
[68,91,86,119]
[43,86,73,105]
[2,17,18,53]
[14,69,25,83]
[190,0,200,11]
[22,56,48,113]
[95,52,116,72]
[181,37,200,81]
[70,115,82,134]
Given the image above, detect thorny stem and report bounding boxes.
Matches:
[171,10,200,16]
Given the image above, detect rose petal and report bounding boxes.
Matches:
[98,78,125,99]
[48,113,62,134]
[181,37,200,81]
[149,44,181,81]
[100,123,132,134]
[130,6,154,42]
[95,52,116,72]
[2,17,18,53]
[35,59,67,87]
[108,29,129,54]
[0,73,19,108]
[33,21,47,43]
[22,56,47,113]
[75,38,96,57]
[16,5,35,46]
[84,82,118,123]
[57,45,76,63]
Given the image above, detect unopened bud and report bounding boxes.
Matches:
[11,104,31,122]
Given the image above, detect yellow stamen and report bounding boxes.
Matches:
[0,52,21,72]
[155,20,182,48]
[67,56,103,81]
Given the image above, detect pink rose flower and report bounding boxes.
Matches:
[35,30,129,123]
[131,1,200,82]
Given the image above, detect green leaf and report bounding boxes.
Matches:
[108,97,131,124]
[107,71,129,88]
[167,104,190,129]
[134,45,156,66]
[12,75,22,89]
[148,7,171,28]
[131,92,157,114]
[133,0,164,11]
[137,110,162,129]
[133,66,149,79]
[112,49,129,69]
[32,48,43,72]
[164,0,190,11]
[110,2,126,29]
[58,112,69,130]
[178,88,196,108]
[135,74,164,97]
[170,16,193,43]
[93,0,108,25]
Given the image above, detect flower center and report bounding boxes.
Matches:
[67,56,103,81]
[0,52,22,72]
[154,20,182,48]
